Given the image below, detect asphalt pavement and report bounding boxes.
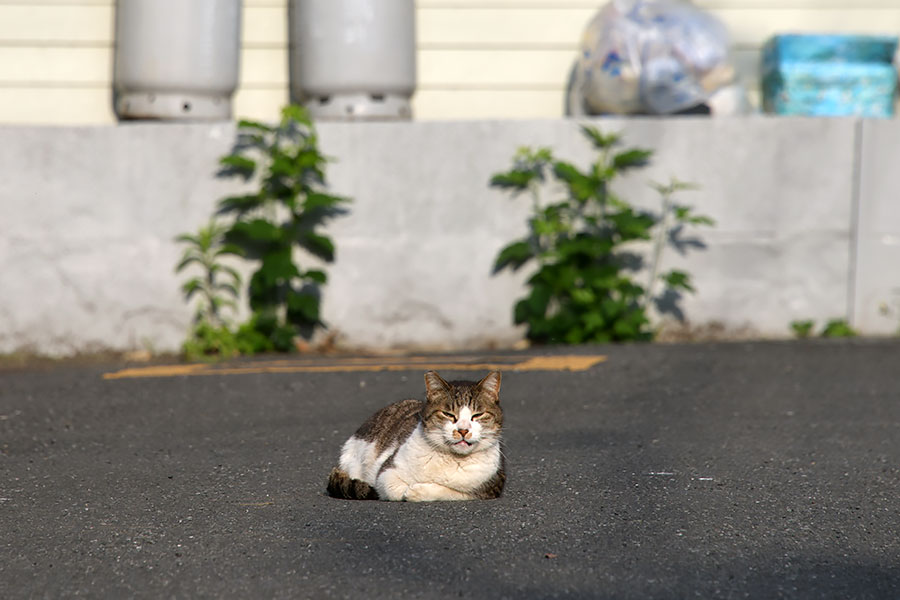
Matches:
[1,341,899,599]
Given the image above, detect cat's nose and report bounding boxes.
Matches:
[457,428,469,438]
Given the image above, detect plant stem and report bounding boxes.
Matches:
[644,185,672,310]
[528,181,546,264]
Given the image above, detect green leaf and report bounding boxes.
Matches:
[580,125,620,150]
[600,297,627,319]
[299,233,335,262]
[235,132,268,152]
[303,192,347,213]
[287,292,320,325]
[218,194,264,215]
[790,320,815,339]
[219,154,257,176]
[174,233,201,246]
[270,154,297,177]
[549,307,580,343]
[270,325,298,352]
[673,206,691,220]
[661,270,694,293]
[181,278,203,299]
[552,161,596,202]
[248,277,277,312]
[563,328,584,344]
[490,170,536,190]
[182,322,243,362]
[227,219,283,244]
[529,261,577,293]
[214,282,240,298]
[214,243,245,259]
[571,288,596,305]
[259,248,301,282]
[612,149,652,170]
[533,217,563,237]
[513,298,531,325]
[689,215,716,227]
[296,148,326,171]
[249,309,279,336]
[494,240,534,272]
[234,319,275,354]
[304,269,327,284]
[209,296,236,312]
[242,219,282,242]
[512,146,553,164]
[551,161,583,182]
[821,319,856,338]
[613,318,639,339]
[175,255,201,273]
[237,119,274,133]
[528,323,553,344]
[582,311,606,332]
[672,205,715,227]
[618,280,646,301]
[526,283,552,316]
[554,235,614,262]
[651,179,700,196]
[514,283,552,325]
[607,210,655,241]
[589,331,613,343]
[281,104,312,127]
[221,264,242,284]
[247,251,299,312]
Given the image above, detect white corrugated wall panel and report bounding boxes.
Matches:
[0,0,898,123]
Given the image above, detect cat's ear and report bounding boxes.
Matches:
[424,371,451,403]
[476,371,502,403]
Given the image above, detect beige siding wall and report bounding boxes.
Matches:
[0,0,898,124]
[0,0,289,124]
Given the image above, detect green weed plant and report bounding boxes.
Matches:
[491,125,714,344]
[791,318,857,339]
[175,220,245,360]
[176,105,348,359]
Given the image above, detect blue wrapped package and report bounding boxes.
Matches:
[762,34,899,117]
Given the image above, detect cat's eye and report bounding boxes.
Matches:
[440,411,456,420]
[471,412,486,420]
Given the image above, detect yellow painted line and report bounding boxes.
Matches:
[105,363,209,378]
[102,354,606,380]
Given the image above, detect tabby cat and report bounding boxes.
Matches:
[326,370,505,502]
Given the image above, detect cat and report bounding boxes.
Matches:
[326,370,505,502]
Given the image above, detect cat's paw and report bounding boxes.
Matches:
[403,483,470,502]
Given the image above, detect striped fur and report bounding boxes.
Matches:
[326,468,380,500]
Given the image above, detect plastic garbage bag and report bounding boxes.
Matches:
[567,0,736,115]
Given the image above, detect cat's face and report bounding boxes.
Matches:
[421,370,503,456]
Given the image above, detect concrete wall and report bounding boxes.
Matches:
[1,117,899,356]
